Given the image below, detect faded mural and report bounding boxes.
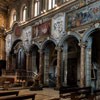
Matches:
[6,34,12,54]
[21,26,32,50]
[52,13,65,39]
[79,0,96,6]
[67,1,100,29]
[33,21,51,37]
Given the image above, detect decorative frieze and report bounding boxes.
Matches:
[66,1,100,30]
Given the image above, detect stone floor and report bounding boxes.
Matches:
[3,87,100,100]
[19,88,59,100]
[0,88,63,100]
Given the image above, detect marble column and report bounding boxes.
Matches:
[80,43,86,87]
[39,49,43,85]
[56,47,62,89]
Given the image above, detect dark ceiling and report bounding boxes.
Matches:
[0,0,16,11]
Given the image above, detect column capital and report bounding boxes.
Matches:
[79,42,86,48]
[55,46,62,51]
[26,52,30,56]
[38,49,43,53]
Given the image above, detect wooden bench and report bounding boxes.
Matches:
[0,90,19,97]
[70,88,91,100]
[87,89,100,100]
[59,86,91,99]
[0,93,36,100]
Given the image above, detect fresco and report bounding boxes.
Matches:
[33,21,51,37]
[6,34,12,54]
[67,1,100,29]
[21,26,32,50]
[79,0,96,6]
[52,13,65,39]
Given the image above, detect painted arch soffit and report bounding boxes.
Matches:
[82,24,100,42]
[41,37,57,50]
[58,31,81,46]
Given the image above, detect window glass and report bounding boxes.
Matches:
[48,0,52,10]
[22,6,27,21]
[48,0,56,10]
[34,0,40,16]
[13,13,16,22]
[53,0,55,8]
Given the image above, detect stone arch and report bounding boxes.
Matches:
[9,39,26,71]
[41,38,57,50]
[82,27,100,88]
[59,32,81,47]
[10,39,23,54]
[30,42,40,51]
[41,38,57,87]
[59,32,81,87]
[29,43,40,74]
[82,27,100,42]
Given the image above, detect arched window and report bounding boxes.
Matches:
[22,6,27,22]
[13,12,16,22]
[52,0,56,8]
[48,0,56,10]
[10,9,16,27]
[34,0,40,16]
[48,0,52,10]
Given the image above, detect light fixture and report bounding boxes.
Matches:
[43,9,46,13]
[54,4,57,8]
[41,11,43,14]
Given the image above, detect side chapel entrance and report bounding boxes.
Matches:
[62,36,80,87]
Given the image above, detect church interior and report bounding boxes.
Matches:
[0,0,100,99]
